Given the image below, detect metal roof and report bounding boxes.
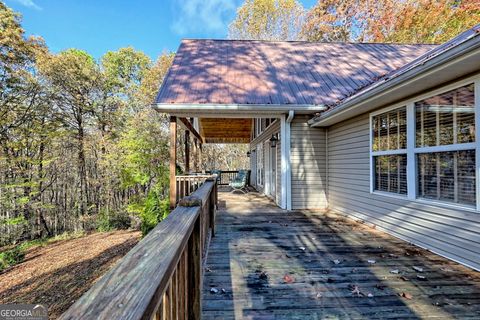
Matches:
[156,40,435,107]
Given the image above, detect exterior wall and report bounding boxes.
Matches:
[327,112,480,270]
[250,120,281,206]
[291,116,327,210]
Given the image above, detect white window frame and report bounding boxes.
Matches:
[369,74,480,212]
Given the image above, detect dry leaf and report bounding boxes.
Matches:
[390,269,399,274]
[401,292,413,300]
[283,274,294,284]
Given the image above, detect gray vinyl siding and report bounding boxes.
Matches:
[291,116,327,210]
[327,112,480,271]
[250,120,281,206]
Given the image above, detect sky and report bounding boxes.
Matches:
[5,0,317,60]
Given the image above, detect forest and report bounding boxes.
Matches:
[1,0,479,248]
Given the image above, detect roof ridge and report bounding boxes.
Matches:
[180,38,437,47]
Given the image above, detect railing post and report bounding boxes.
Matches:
[209,181,217,237]
[188,216,202,320]
[170,116,177,209]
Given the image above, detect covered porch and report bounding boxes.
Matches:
[203,191,480,319]
[166,112,295,210]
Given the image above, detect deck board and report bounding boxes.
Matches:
[202,192,480,319]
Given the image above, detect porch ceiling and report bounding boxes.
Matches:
[199,118,251,144]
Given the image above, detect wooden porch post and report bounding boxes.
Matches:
[199,143,203,173]
[170,116,177,209]
[185,131,190,173]
[193,138,198,172]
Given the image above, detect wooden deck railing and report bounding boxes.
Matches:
[175,175,215,204]
[205,170,251,186]
[59,179,218,320]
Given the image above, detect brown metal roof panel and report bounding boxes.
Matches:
[156,40,436,107]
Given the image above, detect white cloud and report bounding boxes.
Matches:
[171,0,238,36]
[11,0,42,10]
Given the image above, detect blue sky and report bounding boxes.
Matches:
[5,0,317,60]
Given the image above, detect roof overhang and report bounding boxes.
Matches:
[153,103,326,118]
[309,32,480,127]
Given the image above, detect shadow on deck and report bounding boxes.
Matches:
[202,191,480,320]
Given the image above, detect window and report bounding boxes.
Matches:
[371,106,407,195]
[370,81,478,209]
[256,143,264,186]
[415,84,475,206]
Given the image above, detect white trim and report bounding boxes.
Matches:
[406,103,416,200]
[280,111,293,211]
[369,81,479,212]
[154,103,326,117]
[414,143,476,154]
[475,79,480,211]
[280,114,287,210]
[372,149,407,156]
[286,112,293,211]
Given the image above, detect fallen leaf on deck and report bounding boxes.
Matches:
[210,288,219,294]
[349,284,362,297]
[299,247,306,251]
[400,276,409,281]
[413,266,424,272]
[205,267,212,272]
[400,292,413,300]
[333,259,341,265]
[283,274,295,284]
[221,288,226,294]
[375,284,386,290]
[390,269,399,274]
[367,293,374,298]
[259,271,269,280]
[316,292,323,299]
[416,275,427,281]
[367,259,376,264]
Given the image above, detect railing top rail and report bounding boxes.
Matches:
[175,174,216,178]
[59,180,216,320]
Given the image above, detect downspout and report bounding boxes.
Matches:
[286,111,294,211]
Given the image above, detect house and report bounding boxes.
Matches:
[154,25,480,272]
[60,26,480,319]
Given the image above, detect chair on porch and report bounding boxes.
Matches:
[229,170,249,194]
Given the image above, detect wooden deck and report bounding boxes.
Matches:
[202,191,480,319]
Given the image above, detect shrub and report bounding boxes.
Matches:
[139,191,169,236]
[96,210,131,232]
[0,246,25,272]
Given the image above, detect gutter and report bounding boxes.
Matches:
[153,103,326,116]
[309,28,480,127]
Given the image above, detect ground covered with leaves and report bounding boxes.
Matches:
[0,230,141,319]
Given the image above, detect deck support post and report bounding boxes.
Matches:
[185,130,190,173]
[170,116,177,209]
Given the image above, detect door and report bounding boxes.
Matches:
[270,144,277,198]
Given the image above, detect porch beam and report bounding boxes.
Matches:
[170,116,177,208]
[179,117,204,143]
